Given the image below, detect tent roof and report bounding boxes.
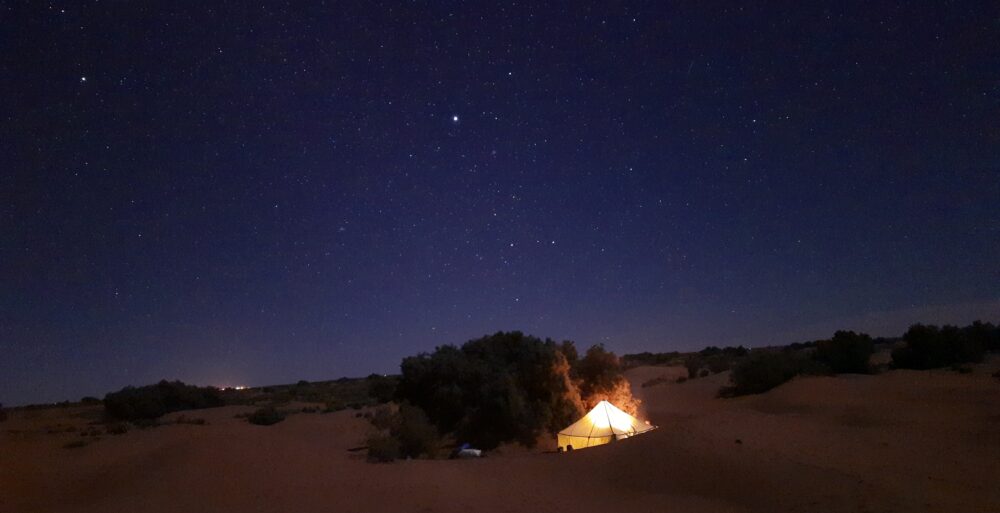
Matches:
[558,400,655,439]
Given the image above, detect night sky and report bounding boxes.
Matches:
[3,2,998,405]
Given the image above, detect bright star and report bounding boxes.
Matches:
[451,115,459,123]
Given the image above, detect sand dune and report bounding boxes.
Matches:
[4,359,999,513]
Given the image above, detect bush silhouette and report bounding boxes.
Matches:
[104,380,223,421]
[366,433,402,462]
[814,331,874,374]
[397,331,601,449]
[247,406,285,426]
[724,351,802,396]
[367,374,397,404]
[892,323,987,369]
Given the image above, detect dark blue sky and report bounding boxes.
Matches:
[3,2,998,405]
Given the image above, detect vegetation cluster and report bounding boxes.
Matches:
[103,380,223,421]
[386,331,636,456]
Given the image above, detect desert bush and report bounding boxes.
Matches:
[367,374,397,404]
[675,376,687,383]
[366,403,440,461]
[105,422,130,435]
[104,380,223,421]
[706,354,735,374]
[175,415,207,425]
[621,351,680,367]
[0,403,6,423]
[392,403,440,458]
[397,332,589,449]
[247,406,285,426]
[80,396,101,405]
[641,376,671,388]
[323,400,345,413]
[576,344,639,413]
[366,433,402,462]
[892,324,987,369]
[64,440,89,449]
[685,356,702,379]
[369,405,396,430]
[723,351,802,396]
[964,321,1000,353]
[814,331,874,374]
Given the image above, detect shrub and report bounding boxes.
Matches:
[64,440,89,449]
[675,376,688,383]
[131,418,160,429]
[892,324,986,369]
[366,403,440,461]
[685,357,702,379]
[723,351,802,396]
[175,415,207,425]
[397,332,587,449]
[323,401,345,413]
[367,375,397,404]
[0,403,6,423]
[393,403,440,458]
[104,380,223,421]
[621,351,680,367]
[366,433,402,462]
[247,406,285,426]
[80,396,101,405]
[641,376,671,388]
[814,331,874,374]
[105,422,130,435]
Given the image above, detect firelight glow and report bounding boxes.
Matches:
[587,400,640,434]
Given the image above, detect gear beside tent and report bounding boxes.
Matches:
[557,400,656,451]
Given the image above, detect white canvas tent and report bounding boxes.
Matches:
[557,400,656,451]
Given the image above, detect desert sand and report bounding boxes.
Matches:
[3,359,999,513]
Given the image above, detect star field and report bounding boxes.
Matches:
[2,2,998,404]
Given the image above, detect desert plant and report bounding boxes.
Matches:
[103,380,223,421]
[366,433,402,462]
[0,403,6,423]
[640,376,671,388]
[63,440,89,449]
[397,332,588,449]
[892,324,986,369]
[105,422,130,435]
[722,351,802,396]
[367,374,397,404]
[685,356,702,379]
[175,415,207,425]
[323,400,345,413]
[814,330,874,374]
[393,403,440,458]
[247,406,285,426]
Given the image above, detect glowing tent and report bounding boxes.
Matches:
[557,400,656,451]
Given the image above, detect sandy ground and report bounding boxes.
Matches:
[3,359,999,513]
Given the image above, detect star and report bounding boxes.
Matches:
[80,76,87,83]
[451,115,459,123]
